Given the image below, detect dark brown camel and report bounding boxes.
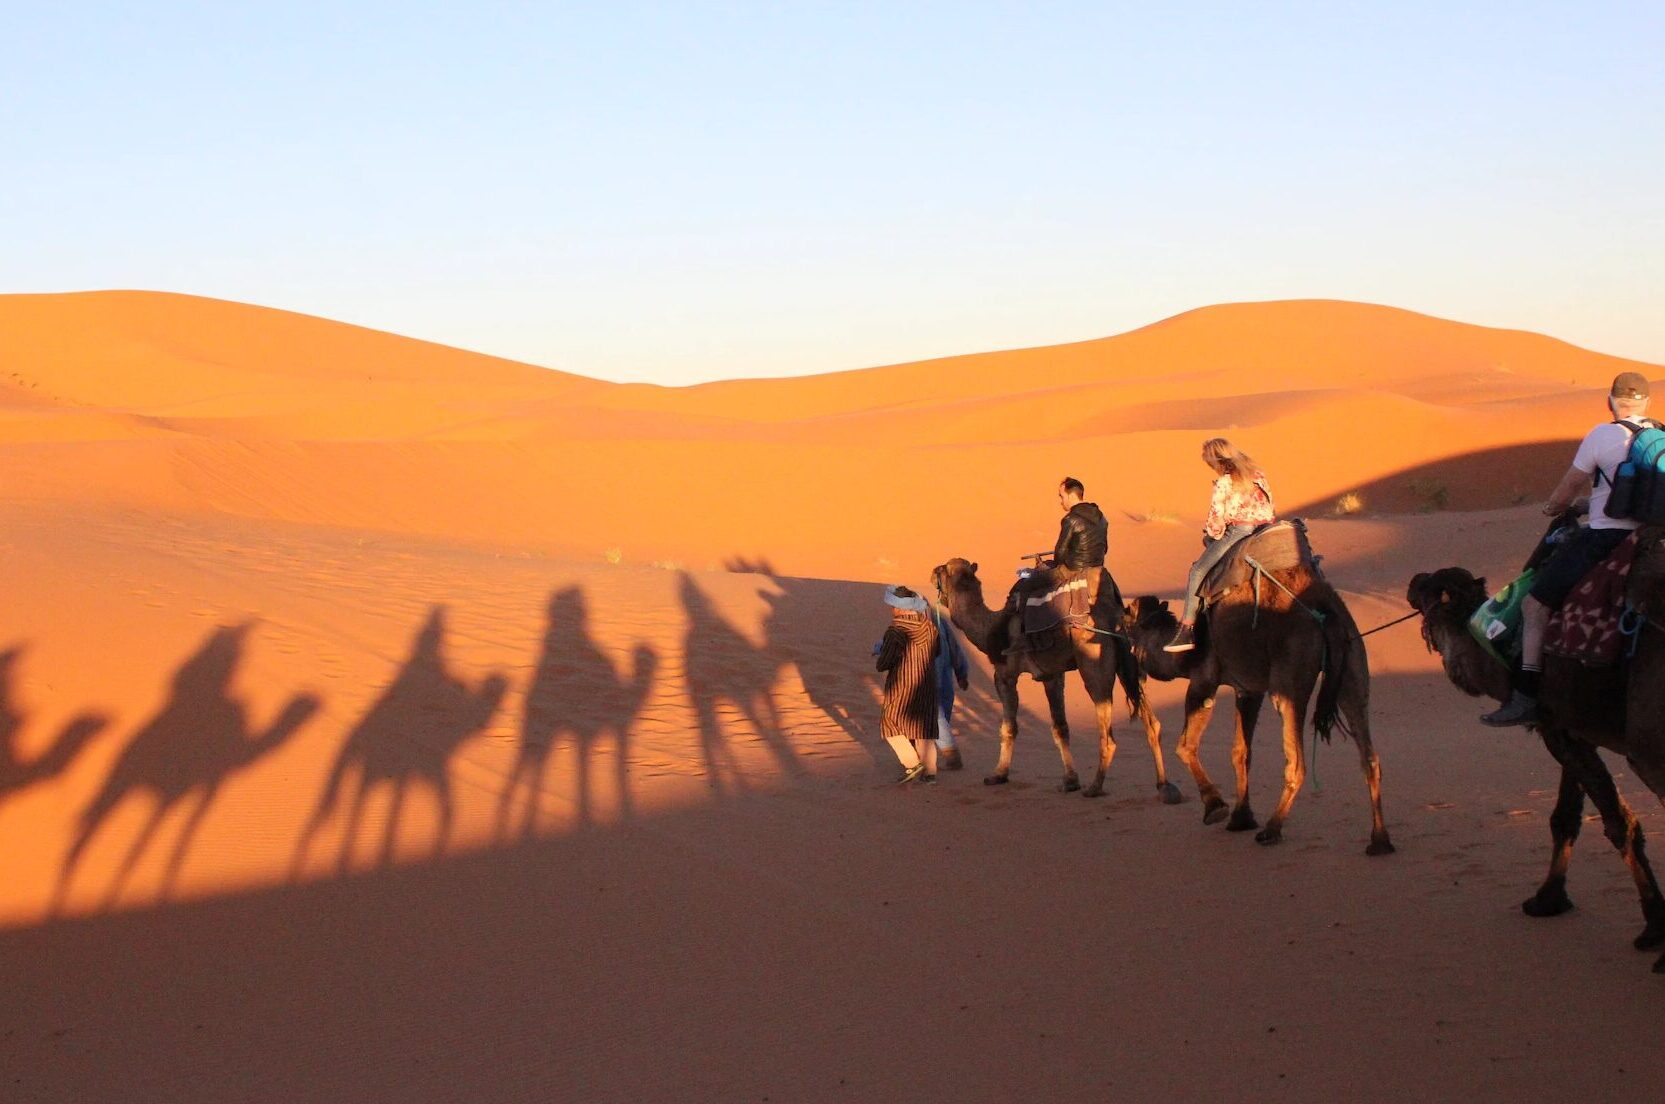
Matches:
[1407,550,1665,971]
[1121,544,1393,854]
[929,558,1176,800]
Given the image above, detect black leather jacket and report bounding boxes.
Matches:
[1053,502,1109,570]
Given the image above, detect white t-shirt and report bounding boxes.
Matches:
[1573,421,1646,530]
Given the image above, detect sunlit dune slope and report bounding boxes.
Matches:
[1,290,1657,580]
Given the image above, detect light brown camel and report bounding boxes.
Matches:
[1407,543,1665,972]
[1121,528,1393,855]
[929,558,1177,801]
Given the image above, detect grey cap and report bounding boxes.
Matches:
[1611,372,1651,401]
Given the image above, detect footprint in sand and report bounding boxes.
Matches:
[1424,801,1456,810]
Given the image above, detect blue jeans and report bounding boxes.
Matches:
[1182,525,1256,623]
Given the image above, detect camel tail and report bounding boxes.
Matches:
[1312,598,1356,744]
[1115,634,1145,714]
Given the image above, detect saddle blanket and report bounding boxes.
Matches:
[1545,531,1642,668]
[1022,573,1091,635]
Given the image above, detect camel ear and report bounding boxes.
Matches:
[1160,599,1171,612]
[1406,573,1431,609]
[971,562,979,573]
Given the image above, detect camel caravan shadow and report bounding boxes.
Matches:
[0,646,108,819]
[291,607,508,875]
[52,624,321,912]
[495,587,657,838]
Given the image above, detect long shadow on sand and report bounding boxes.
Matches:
[679,571,803,793]
[53,625,320,912]
[291,608,506,875]
[0,646,108,815]
[494,587,658,838]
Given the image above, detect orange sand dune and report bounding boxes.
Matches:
[3,291,1664,1101]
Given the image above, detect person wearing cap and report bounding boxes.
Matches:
[874,585,942,783]
[1482,371,1657,727]
[1165,438,1276,652]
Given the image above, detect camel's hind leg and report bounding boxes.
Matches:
[1254,687,1309,846]
[1339,669,1394,855]
[1550,731,1665,952]
[1043,675,1081,793]
[1118,652,1179,804]
[1078,659,1116,798]
[1226,690,1264,832]
[983,669,1020,786]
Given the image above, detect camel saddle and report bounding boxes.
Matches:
[1545,531,1642,668]
[1198,519,1316,608]
[1016,567,1122,637]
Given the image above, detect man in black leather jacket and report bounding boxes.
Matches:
[1007,478,1110,651]
[1053,477,1109,571]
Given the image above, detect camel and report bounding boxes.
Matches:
[1407,542,1665,971]
[929,558,1176,801]
[1120,529,1393,855]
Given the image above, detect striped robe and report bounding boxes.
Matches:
[876,611,940,742]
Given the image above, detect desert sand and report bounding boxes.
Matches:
[2,290,1661,1101]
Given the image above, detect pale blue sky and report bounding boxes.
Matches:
[3,2,1661,384]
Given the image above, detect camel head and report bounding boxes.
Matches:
[931,558,983,607]
[1405,568,1489,624]
[1123,595,1177,634]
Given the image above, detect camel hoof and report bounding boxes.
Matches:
[1254,827,1282,846]
[1522,888,1574,919]
[1082,783,1104,799]
[1202,801,1229,825]
[1059,777,1081,794]
[1653,951,1665,975]
[1365,838,1396,857]
[1226,809,1259,832]
[1157,783,1184,805]
[1635,920,1665,951]
[983,774,1009,787]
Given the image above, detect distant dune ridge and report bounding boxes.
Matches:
[4,290,1664,1101]
[1,290,1654,579]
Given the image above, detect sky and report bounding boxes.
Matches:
[2,2,1661,385]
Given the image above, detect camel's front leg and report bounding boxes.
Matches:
[1174,681,1225,823]
[1226,690,1264,832]
[1116,650,1179,804]
[1521,751,1583,919]
[983,669,1020,786]
[1077,660,1117,798]
[1254,690,1308,846]
[1043,676,1081,793]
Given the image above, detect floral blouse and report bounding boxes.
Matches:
[1204,474,1275,540]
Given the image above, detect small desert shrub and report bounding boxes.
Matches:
[602,547,624,565]
[1334,492,1364,516]
[1408,478,1450,512]
[1131,509,1181,525]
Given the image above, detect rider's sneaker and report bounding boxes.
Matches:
[1163,624,1196,653]
[1479,691,1539,728]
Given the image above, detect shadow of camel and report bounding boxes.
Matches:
[54,625,319,911]
[0,646,109,812]
[679,571,803,794]
[494,587,658,839]
[291,607,507,876]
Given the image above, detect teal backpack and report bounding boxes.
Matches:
[1603,418,1665,523]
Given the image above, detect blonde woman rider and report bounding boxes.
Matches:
[1165,438,1276,653]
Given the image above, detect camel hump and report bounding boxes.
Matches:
[1201,519,1315,600]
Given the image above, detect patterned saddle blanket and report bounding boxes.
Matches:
[1546,531,1642,668]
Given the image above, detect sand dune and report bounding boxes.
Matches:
[3,291,1663,1101]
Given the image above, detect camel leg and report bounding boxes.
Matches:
[1226,690,1264,832]
[1078,661,1116,798]
[1117,651,1178,804]
[984,670,1020,786]
[159,786,217,901]
[1554,734,1665,952]
[1173,682,1226,823]
[1340,671,1394,856]
[1044,675,1081,793]
[1521,753,1583,920]
[1254,689,1308,846]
